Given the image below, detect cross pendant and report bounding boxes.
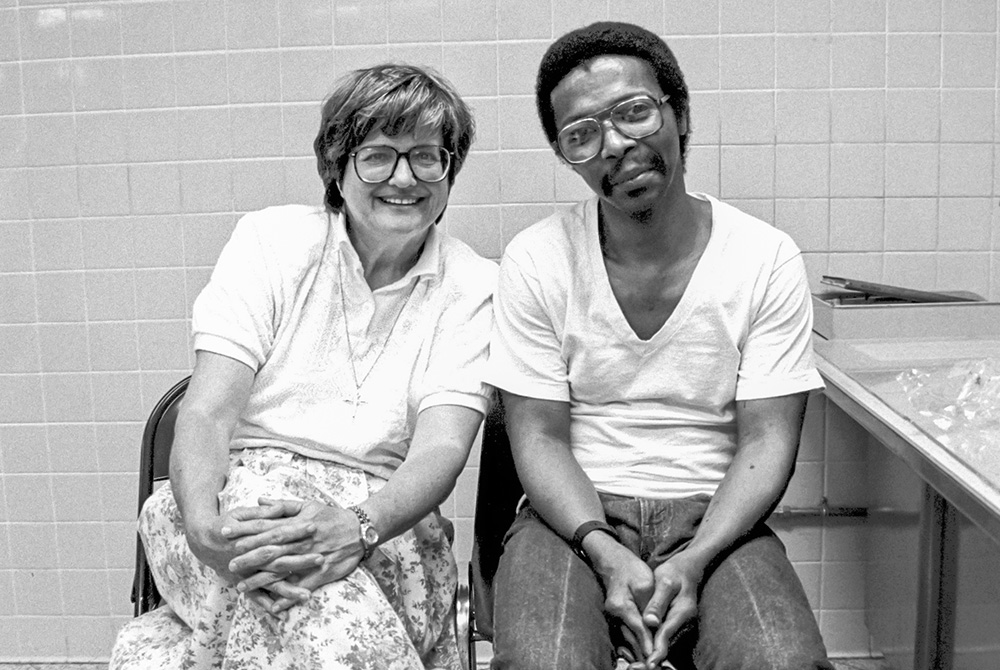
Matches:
[345,391,367,419]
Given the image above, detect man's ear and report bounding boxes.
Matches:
[676,108,689,137]
[551,142,572,169]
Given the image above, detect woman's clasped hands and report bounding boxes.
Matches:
[215,497,367,618]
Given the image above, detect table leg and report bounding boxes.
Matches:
[913,485,958,670]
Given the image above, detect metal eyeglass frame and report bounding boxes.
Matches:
[556,94,671,164]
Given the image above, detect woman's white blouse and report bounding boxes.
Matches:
[192,205,497,479]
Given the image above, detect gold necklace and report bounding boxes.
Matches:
[337,252,415,419]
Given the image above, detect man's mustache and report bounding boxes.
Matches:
[601,153,668,196]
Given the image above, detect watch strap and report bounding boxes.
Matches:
[571,520,620,562]
[349,505,375,560]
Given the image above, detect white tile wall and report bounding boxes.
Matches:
[1,0,999,661]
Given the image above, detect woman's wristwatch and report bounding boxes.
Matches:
[570,520,620,562]
[349,505,380,561]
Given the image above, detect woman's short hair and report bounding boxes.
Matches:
[535,22,690,162]
[314,63,475,211]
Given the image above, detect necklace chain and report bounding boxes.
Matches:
[338,254,415,416]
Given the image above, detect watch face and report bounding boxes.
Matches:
[363,526,379,546]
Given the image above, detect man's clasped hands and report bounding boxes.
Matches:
[592,539,702,670]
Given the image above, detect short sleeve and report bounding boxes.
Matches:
[191,213,278,371]
[486,250,569,402]
[418,271,496,416]
[736,249,824,400]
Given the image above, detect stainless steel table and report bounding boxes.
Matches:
[814,338,1000,670]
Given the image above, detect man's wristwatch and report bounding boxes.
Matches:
[571,520,620,562]
[349,505,379,561]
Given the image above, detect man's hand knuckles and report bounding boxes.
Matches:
[655,576,678,591]
[603,597,631,615]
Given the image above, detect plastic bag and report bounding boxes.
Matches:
[897,358,1000,432]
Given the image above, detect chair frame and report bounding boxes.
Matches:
[131,375,190,617]
[461,394,524,668]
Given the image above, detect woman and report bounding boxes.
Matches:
[111,63,495,669]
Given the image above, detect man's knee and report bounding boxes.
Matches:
[491,636,614,670]
[692,612,831,670]
[491,517,614,670]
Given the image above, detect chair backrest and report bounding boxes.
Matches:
[131,375,190,616]
[469,394,523,640]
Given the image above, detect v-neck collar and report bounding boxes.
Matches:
[586,193,717,347]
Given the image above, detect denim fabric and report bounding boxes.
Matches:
[491,494,833,670]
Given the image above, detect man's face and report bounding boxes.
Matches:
[550,55,687,218]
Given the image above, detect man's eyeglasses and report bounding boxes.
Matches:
[556,94,671,164]
[350,145,453,184]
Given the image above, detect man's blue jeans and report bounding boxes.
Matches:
[490,494,833,670]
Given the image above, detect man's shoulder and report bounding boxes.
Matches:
[705,195,800,258]
[504,199,592,261]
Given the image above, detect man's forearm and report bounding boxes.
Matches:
[503,392,606,540]
[682,443,794,572]
[520,445,606,539]
[681,393,807,573]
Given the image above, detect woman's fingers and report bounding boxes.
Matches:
[245,589,282,619]
[244,579,310,618]
[256,497,305,517]
[228,538,317,574]
[264,580,311,614]
[258,553,325,574]
[237,570,287,593]
[230,522,317,553]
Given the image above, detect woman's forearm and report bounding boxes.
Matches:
[364,447,466,541]
[359,404,482,543]
[170,407,232,528]
[169,352,256,531]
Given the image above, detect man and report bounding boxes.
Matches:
[486,22,833,670]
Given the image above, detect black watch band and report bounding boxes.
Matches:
[571,520,620,562]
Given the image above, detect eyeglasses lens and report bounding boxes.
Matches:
[354,146,450,183]
[557,97,665,164]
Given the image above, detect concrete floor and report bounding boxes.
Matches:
[0,659,894,669]
[831,659,894,670]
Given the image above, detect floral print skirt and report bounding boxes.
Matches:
[110,448,460,670]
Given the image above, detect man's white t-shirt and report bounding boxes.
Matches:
[487,193,823,499]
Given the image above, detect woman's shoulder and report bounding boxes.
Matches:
[236,204,329,243]
[232,204,332,266]
[436,233,499,296]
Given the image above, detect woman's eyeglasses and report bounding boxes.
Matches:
[556,94,671,164]
[350,145,452,184]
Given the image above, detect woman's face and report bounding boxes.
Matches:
[338,126,450,246]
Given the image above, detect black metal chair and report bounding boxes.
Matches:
[131,375,190,616]
[459,394,524,669]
